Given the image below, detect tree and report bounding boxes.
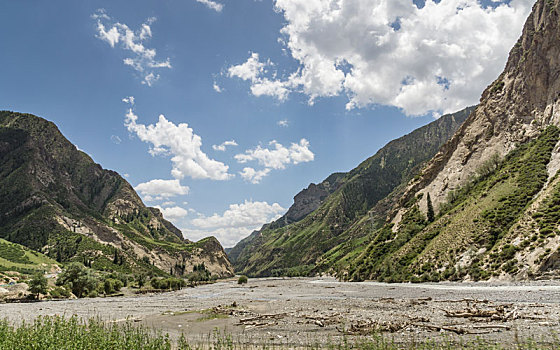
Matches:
[56,262,98,298]
[28,273,48,299]
[426,193,435,223]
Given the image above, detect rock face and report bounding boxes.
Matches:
[0,111,233,277]
[346,0,560,282]
[229,106,473,276]
[398,0,560,215]
[280,173,346,227]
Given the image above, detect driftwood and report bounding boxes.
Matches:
[442,305,519,321]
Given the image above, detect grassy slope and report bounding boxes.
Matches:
[0,238,59,274]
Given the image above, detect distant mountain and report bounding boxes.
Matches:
[346,0,560,282]
[0,111,233,277]
[229,106,474,277]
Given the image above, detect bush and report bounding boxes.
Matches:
[237,275,248,284]
[151,277,186,291]
[49,286,71,299]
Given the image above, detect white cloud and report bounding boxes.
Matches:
[122,96,135,105]
[196,0,224,12]
[277,119,289,127]
[212,140,238,152]
[93,9,171,86]
[235,138,314,183]
[227,0,533,116]
[228,52,267,81]
[155,206,189,221]
[235,139,314,169]
[111,135,122,144]
[213,82,223,93]
[239,167,271,184]
[125,107,233,181]
[135,179,190,201]
[188,200,285,247]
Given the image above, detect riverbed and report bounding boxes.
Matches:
[3,277,560,347]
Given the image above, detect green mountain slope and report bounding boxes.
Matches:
[231,106,474,277]
[0,111,233,277]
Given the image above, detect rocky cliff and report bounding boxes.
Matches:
[0,111,233,277]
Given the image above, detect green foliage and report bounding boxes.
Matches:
[426,193,435,223]
[186,263,212,283]
[28,273,48,299]
[237,275,248,284]
[150,277,186,290]
[0,241,31,264]
[56,262,99,298]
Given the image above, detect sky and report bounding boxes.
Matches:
[0,0,534,247]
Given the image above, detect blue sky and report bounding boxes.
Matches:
[0,0,533,247]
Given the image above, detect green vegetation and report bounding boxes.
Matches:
[237,275,248,284]
[56,262,98,298]
[0,316,558,349]
[150,276,186,290]
[28,273,48,299]
[0,238,58,274]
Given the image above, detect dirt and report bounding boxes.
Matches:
[3,277,560,346]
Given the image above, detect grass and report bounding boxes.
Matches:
[0,316,559,349]
[0,238,59,273]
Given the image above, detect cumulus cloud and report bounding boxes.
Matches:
[277,119,289,127]
[212,140,238,152]
[93,9,171,86]
[155,205,189,221]
[196,0,224,12]
[239,167,271,184]
[125,106,233,181]
[234,139,314,183]
[227,0,533,115]
[235,139,314,169]
[188,200,285,247]
[135,179,190,201]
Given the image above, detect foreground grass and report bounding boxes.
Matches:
[0,316,558,349]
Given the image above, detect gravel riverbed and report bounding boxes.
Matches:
[3,277,560,347]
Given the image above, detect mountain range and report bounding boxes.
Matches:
[229,0,560,282]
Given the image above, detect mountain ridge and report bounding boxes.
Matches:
[0,110,233,277]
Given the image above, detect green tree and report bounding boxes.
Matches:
[56,262,98,298]
[426,193,435,223]
[28,273,48,299]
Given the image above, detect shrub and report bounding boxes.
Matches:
[237,275,248,284]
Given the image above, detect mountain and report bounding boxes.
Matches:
[0,111,233,277]
[226,172,345,263]
[229,106,475,276]
[346,0,560,282]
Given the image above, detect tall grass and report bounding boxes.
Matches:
[0,316,558,350]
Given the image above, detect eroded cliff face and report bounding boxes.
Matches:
[396,0,560,221]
